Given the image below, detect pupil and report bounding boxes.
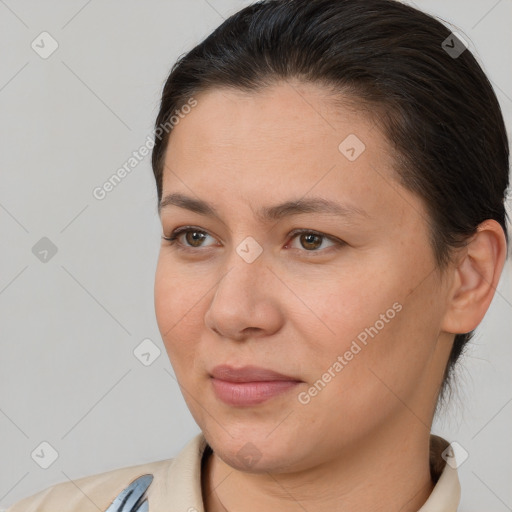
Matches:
[303,234,320,249]
[188,231,204,246]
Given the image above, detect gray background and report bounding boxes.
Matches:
[0,0,510,510]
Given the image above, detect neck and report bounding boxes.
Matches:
[201,424,435,512]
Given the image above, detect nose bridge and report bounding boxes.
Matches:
[204,237,283,338]
[219,234,269,300]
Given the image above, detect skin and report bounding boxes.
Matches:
[154,80,507,512]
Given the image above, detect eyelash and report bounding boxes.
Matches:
[161,226,345,256]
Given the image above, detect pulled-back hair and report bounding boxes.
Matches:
[151,0,509,408]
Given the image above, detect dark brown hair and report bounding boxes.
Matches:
[151,0,510,408]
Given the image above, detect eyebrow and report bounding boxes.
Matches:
[159,192,369,223]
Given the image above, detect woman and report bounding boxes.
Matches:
[7,0,509,510]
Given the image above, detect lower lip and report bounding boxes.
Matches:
[211,378,301,406]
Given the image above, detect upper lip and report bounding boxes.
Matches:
[210,364,301,382]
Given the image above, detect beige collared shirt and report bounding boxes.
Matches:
[6,433,461,511]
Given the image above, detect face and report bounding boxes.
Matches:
[154,81,454,473]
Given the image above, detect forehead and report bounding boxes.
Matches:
[167,81,382,155]
[160,81,427,233]
[165,82,391,181]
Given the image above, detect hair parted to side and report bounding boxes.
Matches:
[151,0,510,410]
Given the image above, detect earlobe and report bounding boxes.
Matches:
[441,220,507,334]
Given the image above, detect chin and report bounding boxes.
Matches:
[202,423,307,473]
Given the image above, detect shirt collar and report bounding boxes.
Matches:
[148,433,460,512]
[418,435,461,511]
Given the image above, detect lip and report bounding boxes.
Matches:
[210,364,299,382]
[210,365,302,406]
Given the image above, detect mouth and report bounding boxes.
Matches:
[209,364,303,406]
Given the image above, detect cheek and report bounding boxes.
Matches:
[314,271,443,413]
[154,255,202,362]
[300,251,431,382]
[308,259,397,341]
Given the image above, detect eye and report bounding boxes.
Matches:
[161,227,344,255]
[162,226,217,252]
[286,229,339,253]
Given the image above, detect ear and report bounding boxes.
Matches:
[441,219,508,334]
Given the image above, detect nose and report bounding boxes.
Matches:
[204,249,284,341]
